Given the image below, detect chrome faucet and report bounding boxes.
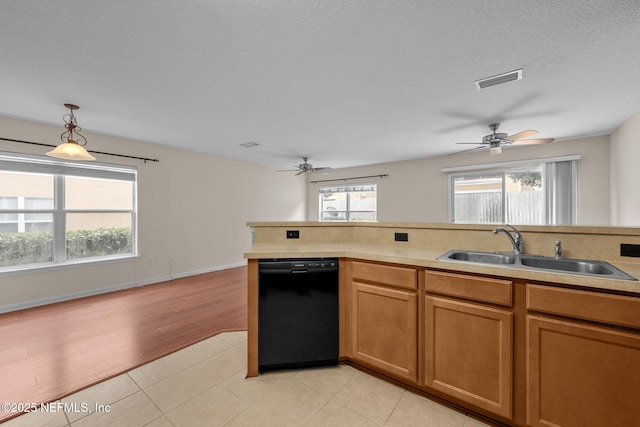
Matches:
[492,224,523,255]
[555,240,562,259]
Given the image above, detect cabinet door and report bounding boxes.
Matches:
[351,282,417,382]
[528,315,640,427]
[425,296,513,419]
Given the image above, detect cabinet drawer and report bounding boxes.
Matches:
[425,271,512,306]
[527,284,640,329]
[351,261,417,290]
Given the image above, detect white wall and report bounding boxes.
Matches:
[0,116,306,312]
[307,135,611,224]
[610,111,640,226]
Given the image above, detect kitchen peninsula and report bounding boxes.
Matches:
[245,222,640,427]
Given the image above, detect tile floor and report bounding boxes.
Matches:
[2,332,492,427]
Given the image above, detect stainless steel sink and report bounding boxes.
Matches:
[519,256,615,275]
[446,250,516,265]
[438,249,637,281]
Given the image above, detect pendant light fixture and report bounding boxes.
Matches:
[46,103,96,161]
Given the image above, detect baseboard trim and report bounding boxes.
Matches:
[0,260,247,314]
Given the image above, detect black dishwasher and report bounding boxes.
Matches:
[258,258,339,372]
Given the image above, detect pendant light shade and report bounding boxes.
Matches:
[46,104,96,161]
[46,140,96,160]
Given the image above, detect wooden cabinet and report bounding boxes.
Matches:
[252,254,640,427]
[349,261,418,382]
[424,271,513,420]
[527,284,640,427]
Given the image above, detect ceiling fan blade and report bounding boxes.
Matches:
[448,146,487,155]
[507,130,538,141]
[513,138,555,145]
[313,168,332,175]
[455,142,483,145]
[277,169,299,172]
[295,170,305,176]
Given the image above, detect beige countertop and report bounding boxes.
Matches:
[244,242,640,295]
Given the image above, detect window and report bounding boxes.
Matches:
[320,184,377,221]
[445,157,578,225]
[0,152,137,270]
[1,195,54,233]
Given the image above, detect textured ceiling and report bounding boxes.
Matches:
[1,1,639,169]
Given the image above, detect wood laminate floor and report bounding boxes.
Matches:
[0,266,247,424]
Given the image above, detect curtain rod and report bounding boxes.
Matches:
[0,137,159,163]
[309,174,388,184]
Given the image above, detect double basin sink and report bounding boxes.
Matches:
[438,250,637,281]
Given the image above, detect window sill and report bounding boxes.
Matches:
[0,254,139,278]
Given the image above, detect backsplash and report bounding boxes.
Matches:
[249,222,640,264]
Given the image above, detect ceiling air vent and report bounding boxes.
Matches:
[475,69,523,89]
[239,141,260,148]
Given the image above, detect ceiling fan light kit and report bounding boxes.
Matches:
[46,104,96,161]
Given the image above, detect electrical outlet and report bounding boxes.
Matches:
[395,232,409,242]
[286,230,300,239]
[621,244,640,257]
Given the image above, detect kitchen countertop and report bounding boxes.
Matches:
[245,242,640,295]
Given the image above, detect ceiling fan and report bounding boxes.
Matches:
[277,157,332,175]
[454,123,555,156]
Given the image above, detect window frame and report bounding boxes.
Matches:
[448,168,545,224]
[0,152,137,274]
[1,195,55,233]
[319,183,377,222]
[444,155,579,225]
